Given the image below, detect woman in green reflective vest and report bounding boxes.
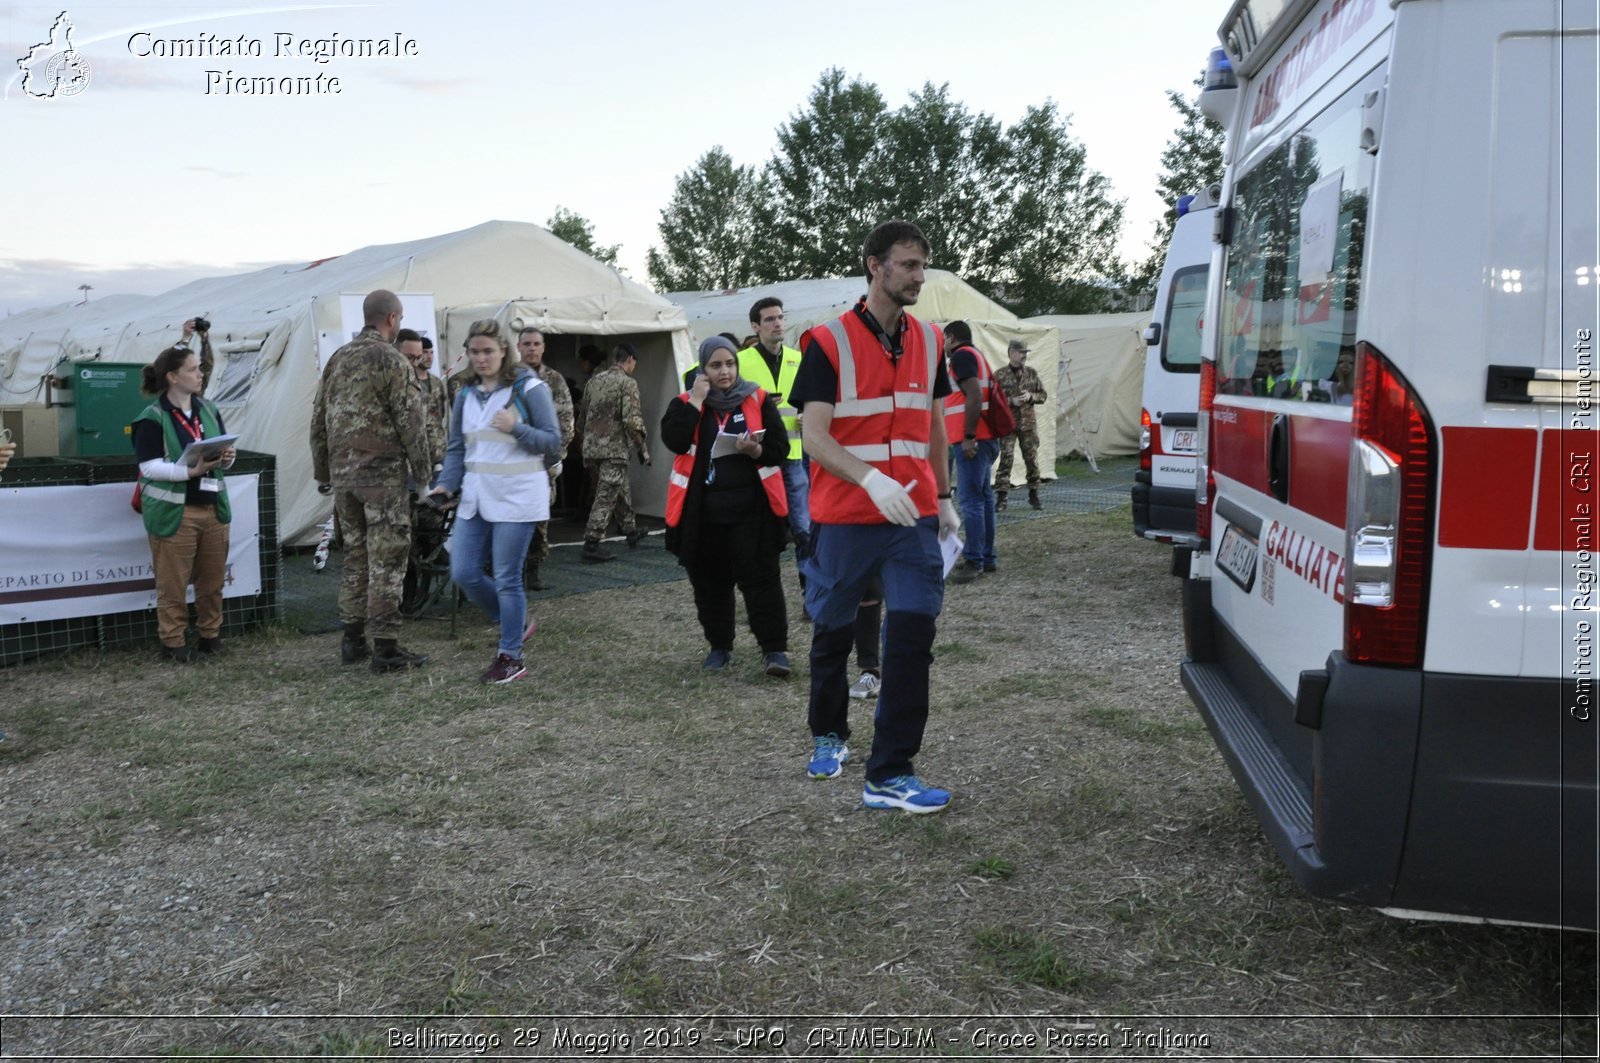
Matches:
[130,345,235,663]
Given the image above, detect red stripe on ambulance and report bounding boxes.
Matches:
[1439,427,1538,549]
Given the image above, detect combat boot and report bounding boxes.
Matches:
[625,528,644,549]
[340,622,369,665]
[1028,488,1043,511]
[525,561,544,591]
[370,638,427,674]
[995,492,1008,511]
[581,539,615,563]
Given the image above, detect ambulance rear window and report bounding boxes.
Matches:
[1218,70,1379,403]
[1162,265,1207,373]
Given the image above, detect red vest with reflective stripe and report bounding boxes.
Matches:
[808,310,943,524]
[943,345,997,441]
[664,389,788,528]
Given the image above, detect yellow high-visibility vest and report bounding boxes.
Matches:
[736,344,803,460]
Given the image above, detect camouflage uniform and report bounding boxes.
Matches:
[582,364,647,540]
[527,363,575,564]
[311,326,430,640]
[415,372,451,473]
[992,362,1047,490]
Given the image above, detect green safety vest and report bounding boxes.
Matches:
[133,400,232,537]
[736,344,803,460]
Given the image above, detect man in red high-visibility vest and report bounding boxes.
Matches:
[788,220,962,814]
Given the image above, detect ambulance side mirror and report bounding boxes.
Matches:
[1144,323,1162,346]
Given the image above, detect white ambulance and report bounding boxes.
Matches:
[1183,0,1597,928]
[1134,186,1218,568]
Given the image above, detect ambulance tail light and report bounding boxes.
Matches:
[1344,342,1434,667]
[1139,408,1153,471]
[1195,357,1217,541]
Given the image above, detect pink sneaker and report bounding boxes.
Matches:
[522,615,538,642]
[481,653,527,685]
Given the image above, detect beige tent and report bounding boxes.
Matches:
[666,271,1060,482]
[1026,312,1146,460]
[0,221,694,543]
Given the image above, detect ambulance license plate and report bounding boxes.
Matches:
[1216,523,1259,593]
[1169,428,1198,453]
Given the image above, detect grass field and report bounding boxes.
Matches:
[1,506,1594,1060]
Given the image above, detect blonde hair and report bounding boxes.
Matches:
[464,319,520,386]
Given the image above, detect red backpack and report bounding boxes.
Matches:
[984,364,1017,438]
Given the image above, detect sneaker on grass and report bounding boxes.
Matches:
[481,653,527,685]
[807,734,850,779]
[862,774,950,813]
[848,671,881,700]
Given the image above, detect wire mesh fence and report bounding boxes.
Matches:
[0,452,281,667]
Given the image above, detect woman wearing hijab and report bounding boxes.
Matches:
[661,336,792,677]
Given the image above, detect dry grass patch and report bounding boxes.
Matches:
[0,508,1593,1059]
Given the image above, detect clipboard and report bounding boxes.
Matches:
[179,433,240,466]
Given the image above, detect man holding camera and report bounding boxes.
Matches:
[175,316,216,393]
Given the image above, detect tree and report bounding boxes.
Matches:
[984,102,1126,315]
[880,82,1009,284]
[546,206,621,269]
[1130,87,1225,295]
[764,68,893,279]
[646,147,770,292]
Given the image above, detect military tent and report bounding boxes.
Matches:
[0,221,694,544]
[1026,312,1147,460]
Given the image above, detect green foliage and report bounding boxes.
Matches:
[547,206,621,269]
[764,68,893,280]
[653,70,1128,313]
[647,147,769,292]
[983,101,1125,315]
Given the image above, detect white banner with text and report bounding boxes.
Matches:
[0,477,262,624]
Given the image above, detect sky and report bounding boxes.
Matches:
[0,0,1227,316]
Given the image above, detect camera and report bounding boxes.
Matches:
[193,316,211,334]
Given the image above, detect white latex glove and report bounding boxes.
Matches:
[938,497,961,540]
[861,469,919,527]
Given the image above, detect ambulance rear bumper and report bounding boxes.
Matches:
[1132,474,1197,543]
[1183,642,1598,930]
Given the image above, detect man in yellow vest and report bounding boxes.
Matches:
[737,297,810,559]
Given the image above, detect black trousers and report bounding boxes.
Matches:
[688,515,788,654]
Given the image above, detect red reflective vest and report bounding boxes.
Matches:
[942,344,997,441]
[808,310,943,524]
[664,389,788,528]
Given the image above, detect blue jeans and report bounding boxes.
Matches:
[782,457,811,551]
[448,513,536,657]
[801,519,944,781]
[952,439,999,567]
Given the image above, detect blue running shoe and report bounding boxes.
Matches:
[807,734,850,779]
[862,774,950,813]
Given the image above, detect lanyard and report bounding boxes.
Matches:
[706,410,736,485]
[170,404,204,445]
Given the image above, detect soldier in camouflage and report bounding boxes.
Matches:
[580,342,649,562]
[397,329,450,472]
[992,338,1048,510]
[311,289,432,673]
[517,327,574,588]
